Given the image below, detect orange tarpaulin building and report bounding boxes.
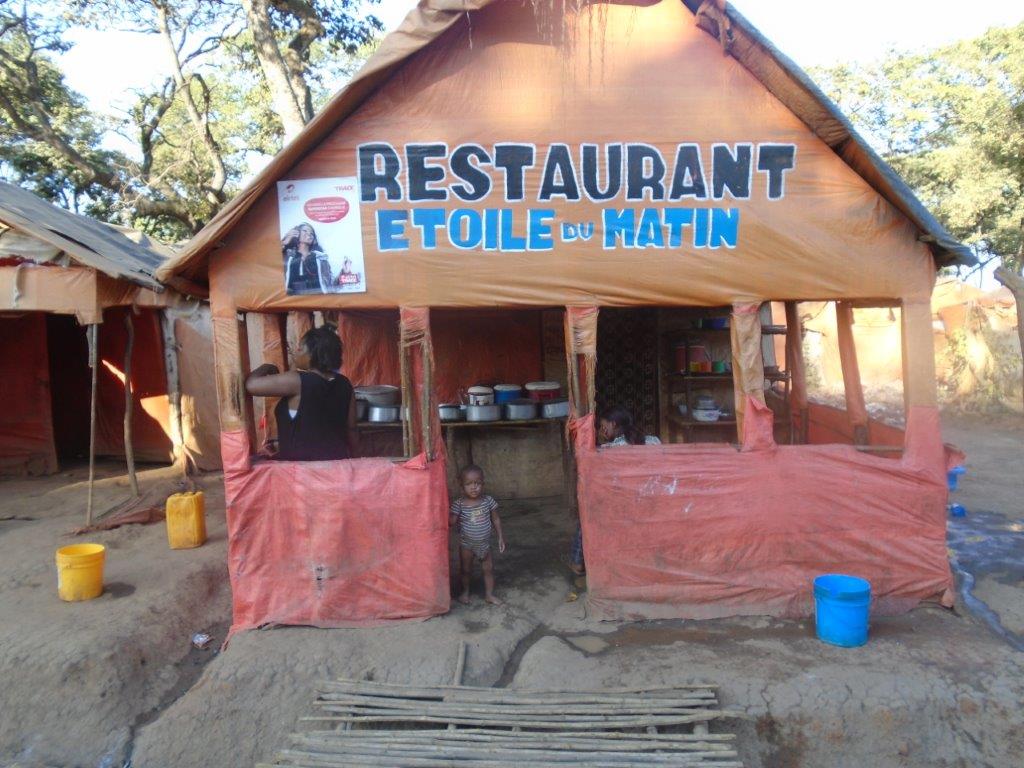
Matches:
[0,181,220,476]
[159,0,973,632]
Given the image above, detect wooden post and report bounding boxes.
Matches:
[784,301,809,443]
[123,312,140,496]
[159,310,187,475]
[836,301,869,445]
[86,323,98,527]
[421,338,434,461]
[400,336,412,457]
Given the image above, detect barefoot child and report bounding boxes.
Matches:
[450,464,506,605]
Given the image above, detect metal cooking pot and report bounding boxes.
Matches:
[540,398,570,419]
[438,403,465,421]
[367,404,400,423]
[504,398,537,420]
[355,399,368,421]
[467,386,495,406]
[466,403,501,422]
[355,385,400,406]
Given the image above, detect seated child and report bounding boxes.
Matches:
[449,464,506,605]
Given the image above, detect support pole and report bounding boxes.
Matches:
[784,302,809,444]
[836,301,869,445]
[86,323,98,527]
[123,312,140,497]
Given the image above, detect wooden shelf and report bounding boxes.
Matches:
[358,417,567,430]
[669,372,732,381]
[668,412,737,427]
[442,418,565,428]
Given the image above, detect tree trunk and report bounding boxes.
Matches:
[994,264,1024,411]
[241,0,309,141]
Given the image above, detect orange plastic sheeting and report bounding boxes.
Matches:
[836,302,869,428]
[220,429,450,632]
[730,303,770,446]
[339,310,400,387]
[340,309,545,404]
[175,309,223,471]
[204,0,936,315]
[574,405,952,621]
[0,314,57,475]
[94,307,174,463]
[0,265,101,323]
[432,310,544,403]
[802,402,903,452]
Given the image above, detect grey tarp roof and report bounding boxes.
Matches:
[0,181,165,290]
[157,0,974,286]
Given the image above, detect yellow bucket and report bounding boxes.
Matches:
[55,543,105,601]
[166,491,206,550]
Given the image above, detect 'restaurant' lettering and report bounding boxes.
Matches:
[357,141,797,252]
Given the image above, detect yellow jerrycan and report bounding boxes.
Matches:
[165,491,206,549]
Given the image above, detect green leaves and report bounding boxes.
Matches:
[815,22,1024,271]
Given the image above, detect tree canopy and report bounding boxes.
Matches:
[814,22,1024,273]
[0,0,381,239]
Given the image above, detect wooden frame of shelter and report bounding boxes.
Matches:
[0,181,218,523]
[158,0,974,631]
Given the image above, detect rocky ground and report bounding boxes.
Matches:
[1,411,1022,768]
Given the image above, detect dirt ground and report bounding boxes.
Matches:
[1,412,1022,768]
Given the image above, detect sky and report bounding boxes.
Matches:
[61,0,1024,118]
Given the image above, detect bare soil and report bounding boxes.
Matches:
[0,411,1021,768]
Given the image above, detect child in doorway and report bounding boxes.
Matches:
[450,464,506,605]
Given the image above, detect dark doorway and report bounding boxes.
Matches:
[46,315,91,461]
[595,308,659,436]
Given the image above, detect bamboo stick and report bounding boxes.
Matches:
[317,690,718,707]
[122,312,139,497]
[299,729,735,744]
[288,738,738,763]
[323,684,716,700]
[314,708,724,726]
[318,685,720,701]
[293,733,735,752]
[85,323,98,527]
[272,750,744,768]
[303,712,731,729]
[315,698,719,715]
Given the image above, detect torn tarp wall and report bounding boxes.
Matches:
[574,407,952,621]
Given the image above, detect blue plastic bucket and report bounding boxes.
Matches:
[813,574,871,647]
[947,466,966,491]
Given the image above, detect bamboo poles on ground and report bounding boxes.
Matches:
[274,677,742,767]
[123,312,139,497]
[85,323,99,527]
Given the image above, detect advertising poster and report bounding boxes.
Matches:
[277,177,365,294]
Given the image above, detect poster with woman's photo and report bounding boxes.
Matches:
[277,177,365,295]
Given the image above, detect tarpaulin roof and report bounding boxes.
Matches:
[0,181,164,290]
[157,0,972,290]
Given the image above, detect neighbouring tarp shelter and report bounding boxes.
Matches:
[159,0,974,631]
[0,181,221,475]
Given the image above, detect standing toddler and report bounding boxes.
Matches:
[450,464,506,605]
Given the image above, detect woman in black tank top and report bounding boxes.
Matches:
[245,325,358,460]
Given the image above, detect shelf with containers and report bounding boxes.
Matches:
[656,308,793,444]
